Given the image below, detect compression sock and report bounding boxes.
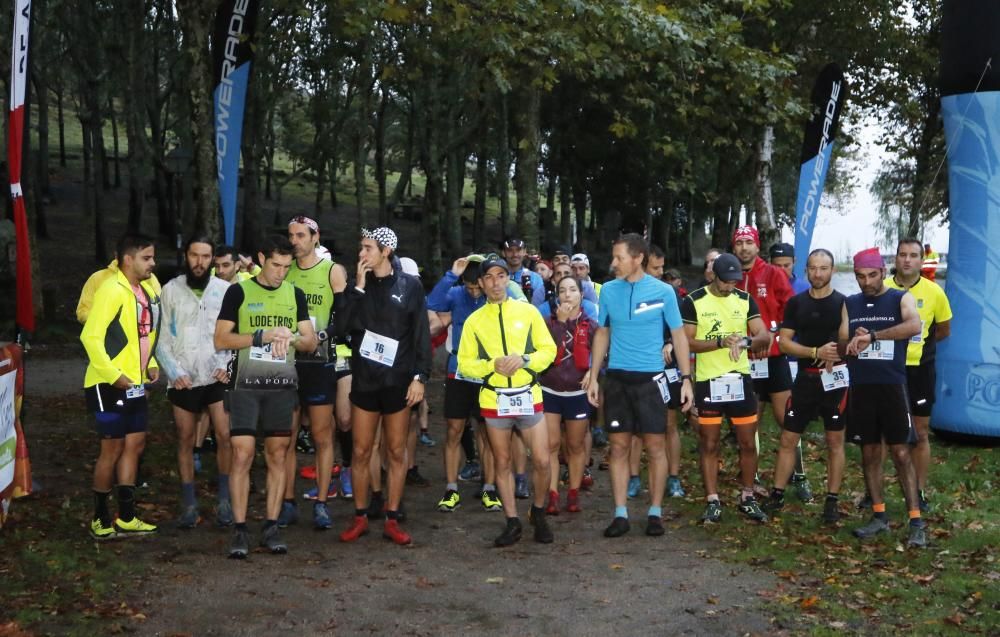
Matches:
[872,502,887,521]
[116,485,136,522]
[93,490,112,526]
[336,429,353,467]
[181,482,197,508]
[614,505,628,519]
[218,474,230,501]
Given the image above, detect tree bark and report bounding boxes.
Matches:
[374,87,389,225]
[753,125,777,249]
[559,176,571,246]
[56,85,66,167]
[473,146,488,245]
[444,146,465,254]
[108,96,121,189]
[176,0,221,238]
[122,0,149,234]
[390,101,414,208]
[513,87,541,248]
[497,94,510,240]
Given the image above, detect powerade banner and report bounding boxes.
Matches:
[935,2,1000,439]
[792,63,846,280]
[212,0,259,245]
[8,0,34,334]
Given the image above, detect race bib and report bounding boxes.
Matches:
[250,343,286,363]
[910,320,925,344]
[334,356,351,373]
[858,339,895,361]
[653,373,671,404]
[359,330,398,367]
[496,388,534,417]
[709,374,745,403]
[788,360,799,381]
[125,385,145,399]
[750,359,769,379]
[664,368,680,384]
[820,364,850,392]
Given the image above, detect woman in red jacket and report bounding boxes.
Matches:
[540,276,597,514]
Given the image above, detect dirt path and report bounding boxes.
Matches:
[22,357,793,636]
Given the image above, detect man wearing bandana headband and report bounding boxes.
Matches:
[333,227,432,545]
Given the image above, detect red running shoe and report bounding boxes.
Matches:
[581,468,595,489]
[566,488,581,513]
[300,464,341,481]
[383,518,412,545]
[546,490,560,515]
[339,515,369,542]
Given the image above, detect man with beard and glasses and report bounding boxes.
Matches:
[157,237,235,528]
[767,249,848,524]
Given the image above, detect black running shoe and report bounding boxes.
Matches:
[603,516,630,538]
[494,518,523,547]
[645,515,665,537]
[406,466,430,487]
[529,507,554,544]
[822,498,841,523]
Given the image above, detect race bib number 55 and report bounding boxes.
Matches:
[496,389,534,417]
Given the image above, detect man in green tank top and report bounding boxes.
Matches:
[279,216,348,530]
[214,235,318,558]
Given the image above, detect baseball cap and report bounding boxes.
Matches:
[480,257,510,275]
[713,253,743,282]
[769,242,794,259]
[503,238,526,249]
[570,253,590,267]
[552,244,572,257]
[399,256,420,278]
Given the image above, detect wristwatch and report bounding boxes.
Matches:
[521,354,531,365]
[680,374,692,381]
[413,373,428,384]
[743,336,753,349]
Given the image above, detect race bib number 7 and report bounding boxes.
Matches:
[709,374,745,403]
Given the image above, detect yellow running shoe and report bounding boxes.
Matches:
[114,516,158,536]
[437,489,461,512]
[481,490,502,511]
[89,518,118,541]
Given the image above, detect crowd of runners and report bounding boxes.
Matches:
[76,217,952,557]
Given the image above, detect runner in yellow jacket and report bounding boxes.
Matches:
[77,259,162,324]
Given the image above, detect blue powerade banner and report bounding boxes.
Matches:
[935,2,1000,439]
[792,63,846,279]
[212,0,259,245]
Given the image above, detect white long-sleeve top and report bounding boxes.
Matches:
[156,274,232,388]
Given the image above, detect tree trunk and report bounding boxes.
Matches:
[473,146,488,245]
[176,0,221,238]
[31,74,50,239]
[390,101,414,207]
[56,86,66,167]
[444,146,464,254]
[497,94,510,240]
[328,156,339,210]
[314,160,326,216]
[573,180,587,251]
[753,125,777,248]
[542,172,556,246]
[108,97,121,189]
[374,87,389,225]
[122,0,149,234]
[907,96,942,238]
[559,176,571,246]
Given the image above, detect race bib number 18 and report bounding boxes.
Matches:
[858,339,895,361]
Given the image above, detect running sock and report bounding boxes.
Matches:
[283,497,296,507]
[515,472,527,482]
[116,484,136,522]
[263,519,276,530]
[629,474,640,481]
[770,487,785,501]
[93,490,112,525]
[872,502,887,520]
[707,493,720,503]
[530,505,545,520]
[614,505,628,519]
[741,487,754,500]
[826,492,838,502]
[336,429,353,467]
[668,474,679,481]
[218,474,230,501]
[460,425,477,461]
[181,482,197,508]
[648,506,662,518]
[908,509,923,527]
[446,482,458,492]
[483,484,496,493]
[235,522,248,531]
[355,508,369,518]
[386,509,401,521]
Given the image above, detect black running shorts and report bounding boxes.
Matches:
[752,355,793,399]
[296,362,337,406]
[351,385,409,415]
[783,371,847,434]
[167,382,225,414]
[444,377,482,421]
[694,374,758,426]
[905,364,936,418]
[603,370,668,435]
[846,383,912,446]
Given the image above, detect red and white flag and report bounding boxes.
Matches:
[8,0,33,334]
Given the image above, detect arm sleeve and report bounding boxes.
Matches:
[680,296,697,324]
[80,282,126,385]
[456,314,495,380]
[747,296,762,321]
[427,272,459,311]
[153,285,186,382]
[294,287,310,323]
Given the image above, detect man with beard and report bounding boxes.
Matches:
[157,237,235,528]
[841,248,926,547]
[213,245,243,284]
[767,249,847,524]
[503,237,544,302]
[731,226,811,501]
[81,235,162,539]
[278,216,348,530]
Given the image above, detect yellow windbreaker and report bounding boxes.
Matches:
[457,297,556,416]
[77,260,162,324]
[80,270,161,388]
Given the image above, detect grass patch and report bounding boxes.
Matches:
[667,411,999,635]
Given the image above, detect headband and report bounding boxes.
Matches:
[288,215,319,233]
[362,227,398,251]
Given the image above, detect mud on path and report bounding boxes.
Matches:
[15,356,795,636]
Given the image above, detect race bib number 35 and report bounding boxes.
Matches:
[820,364,850,392]
[709,374,745,403]
[359,330,399,367]
[496,389,534,417]
[858,339,895,361]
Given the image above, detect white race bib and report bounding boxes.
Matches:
[858,339,895,361]
[653,373,671,404]
[496,388,534,417]
[665,368,680,384]
[788,360,799,381]
[455,369,483,384]
[359,330,399,367]
[910,320,925,344]
[750,359,769,379]
[820,364,850,392]
[250,343,286,363]
[709,374,745,403]
[334,356,351,373]
[125,385,145,399]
